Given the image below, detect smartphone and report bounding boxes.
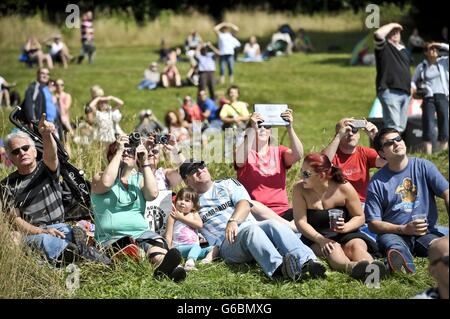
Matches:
[350,119,366,129]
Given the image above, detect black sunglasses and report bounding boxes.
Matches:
[301,170,316,179]
[430,255,449,267]
[382,135,403,148]
[187,163,206,177]
[123,148,135,157]
[147,149,159,157]
[351,127,359,134]
[11,145,32,156]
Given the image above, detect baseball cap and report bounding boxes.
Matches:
[179,159,206,179]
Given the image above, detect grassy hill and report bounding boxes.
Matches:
[0,24,448,299]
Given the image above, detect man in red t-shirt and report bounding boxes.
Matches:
[181,95,204,123]
[322,118,386,203]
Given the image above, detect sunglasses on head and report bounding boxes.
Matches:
[430,255,449,267]
[11,145,31,156]
[382,135,402,148]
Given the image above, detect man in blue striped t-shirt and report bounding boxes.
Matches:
[180,159,326,281]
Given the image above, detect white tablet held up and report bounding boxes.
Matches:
[254,104,289,126]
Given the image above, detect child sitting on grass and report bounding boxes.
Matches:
[165,187,219,271]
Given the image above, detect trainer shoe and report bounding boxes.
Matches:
[154,248,182,280]
[371,260,389,279]
[302,259,327,279]
[170,266,187,282]
[387,249,415,273]
[281,253,302,281]
[350,260,370,280]
[184,259,198,271]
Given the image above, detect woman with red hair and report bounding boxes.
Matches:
[293,152,386,281]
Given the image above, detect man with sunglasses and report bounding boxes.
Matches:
[374,22,411,133]
[413,236,448,299]
[322,118,386,204]
[180,159,326,281]
[1,114,108,265]
[365,128,449,274]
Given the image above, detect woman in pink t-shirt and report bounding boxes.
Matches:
[235,110,303,221]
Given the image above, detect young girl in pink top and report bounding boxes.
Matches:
[165,188,218,271]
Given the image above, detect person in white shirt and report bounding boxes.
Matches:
[46,35,71,69]
[214,22,241,84]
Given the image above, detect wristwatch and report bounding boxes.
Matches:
[228,218,239,224]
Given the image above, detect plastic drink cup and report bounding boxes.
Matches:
[329,209,343,230]
[411,212,427,223]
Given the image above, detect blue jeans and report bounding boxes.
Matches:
[219,54,234,76]
[377,230,444,273]
[175,244,213,261]
[378,89,411,133]
[422,94,449,142]
[138,79,158,90]
[23,223,73,261]
[219,220,317,278]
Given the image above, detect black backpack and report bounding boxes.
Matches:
[9,106,92,221]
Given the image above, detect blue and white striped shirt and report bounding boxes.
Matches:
[198,179,255,246]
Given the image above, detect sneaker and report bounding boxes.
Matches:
[184,259,197,271]
[371,260,389,279]
[169,266,187,283]
[387,249,414,273]
[281,253,302,281]
[303,259,327,279]
[154,248,182,280]
[350,260,370,280]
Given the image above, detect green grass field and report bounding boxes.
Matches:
[0,41,448,299]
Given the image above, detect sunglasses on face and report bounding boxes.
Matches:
[301,170,316,179]
[382,135,403,148]
[147,149,159,157]
[430,255,449,267]
[187,163,206,177]
[350,127,359,134]
[123,148,135,157]
[11,145,32,156]
[258,124,272,129]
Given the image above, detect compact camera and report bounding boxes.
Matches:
[154,134,170,145]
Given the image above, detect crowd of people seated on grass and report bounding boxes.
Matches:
[0,21,448,298]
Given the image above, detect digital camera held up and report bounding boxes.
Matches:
[154,134,170,145]
[128,132,142,148]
